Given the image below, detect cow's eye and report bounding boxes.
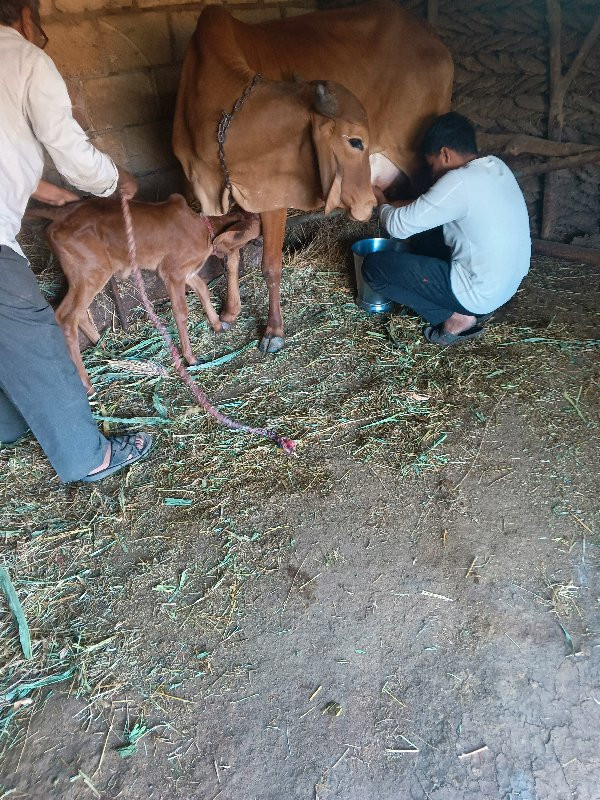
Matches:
[348,137,364,151]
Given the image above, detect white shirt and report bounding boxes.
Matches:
[0,26,118,257]
[379,156,531,314]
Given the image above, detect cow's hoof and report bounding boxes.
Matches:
[219,320,233,331]
[259,335,285,354]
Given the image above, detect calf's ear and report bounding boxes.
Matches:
[213,216,261,257]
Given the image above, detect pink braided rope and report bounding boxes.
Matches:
[120,192,296,455]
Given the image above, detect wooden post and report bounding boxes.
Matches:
[542,1,600,239]
[427,0,438,26]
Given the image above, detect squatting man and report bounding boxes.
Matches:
[367,112,531,347]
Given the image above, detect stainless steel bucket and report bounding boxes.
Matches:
[352,237,408,313]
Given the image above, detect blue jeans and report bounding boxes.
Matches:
[0,246,107,481]
[362,228,474,326]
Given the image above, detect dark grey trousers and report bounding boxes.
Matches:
[0,245,107,482]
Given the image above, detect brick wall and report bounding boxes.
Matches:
[39,0,317,198]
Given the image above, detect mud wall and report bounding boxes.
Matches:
[39,0,599,242]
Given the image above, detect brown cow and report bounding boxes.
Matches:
[173,0,453,353]
[28,196,260,393]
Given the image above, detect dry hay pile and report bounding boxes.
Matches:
[1,216,598,752]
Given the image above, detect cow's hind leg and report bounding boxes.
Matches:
[259,208,287,354]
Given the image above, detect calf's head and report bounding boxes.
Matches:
[310,81,375,221]
[210,210,261,259]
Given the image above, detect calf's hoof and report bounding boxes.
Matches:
[259,334,285,354]
[218,320,233,332]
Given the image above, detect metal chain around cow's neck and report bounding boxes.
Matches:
[119,191,296,455]
[217,73,263,211]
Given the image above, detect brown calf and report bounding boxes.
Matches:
[28,194,260,393]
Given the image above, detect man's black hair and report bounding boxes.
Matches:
[0,0,39,26]
[421,112,478,157]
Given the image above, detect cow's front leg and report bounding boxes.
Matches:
[259,208,287,354]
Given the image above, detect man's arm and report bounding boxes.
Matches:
[377,172,468,239]
[25,51,136,198]
[32,180,79,206]
[372,185,414,209]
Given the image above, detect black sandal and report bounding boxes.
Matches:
[423,323,485,347]
[81,432,153,483]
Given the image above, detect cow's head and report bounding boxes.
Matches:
[310,81,375,221]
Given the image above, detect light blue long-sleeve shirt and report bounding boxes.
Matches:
[379,156,531,314]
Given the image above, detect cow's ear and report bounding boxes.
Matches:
[311,115,341,214]
[312,82,338,119]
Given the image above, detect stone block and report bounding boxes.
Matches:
[45,14,171,79]
[88,131,129,169]
[45,21,109,78]
[282,7,315,18]
[231,7,283,23]
[84,72,159,130]
[153,63,182,118]
[136,166,186,201]
[139,0,217,6]
[64,78,91,132]
[98,12,171,70]
[54,0,132,12]
[121,121,177,174]
[169,10,201,62]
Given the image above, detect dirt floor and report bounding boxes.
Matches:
[1,226,598,799]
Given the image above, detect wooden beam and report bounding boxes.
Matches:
[542,0,563,240]
[542,3,600,240]
[532,239,600,266]
[515,150,600,176]
[478,132,598,158]
[427,0,438,26]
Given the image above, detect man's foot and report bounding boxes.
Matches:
[442,311,477,336]
[82,432,152,483]
[0,429,32,449]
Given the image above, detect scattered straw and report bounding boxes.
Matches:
[1,214,598,755]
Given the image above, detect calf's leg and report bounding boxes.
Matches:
[162,273,199,365]
[55,278,107,393]
[185,274,228,334]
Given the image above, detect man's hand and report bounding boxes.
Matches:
[372,185,388,206]
[32,180,79,206]
[117,168,138,200]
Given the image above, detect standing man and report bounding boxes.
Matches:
[366,112,531,346]
[0,0,152,482]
